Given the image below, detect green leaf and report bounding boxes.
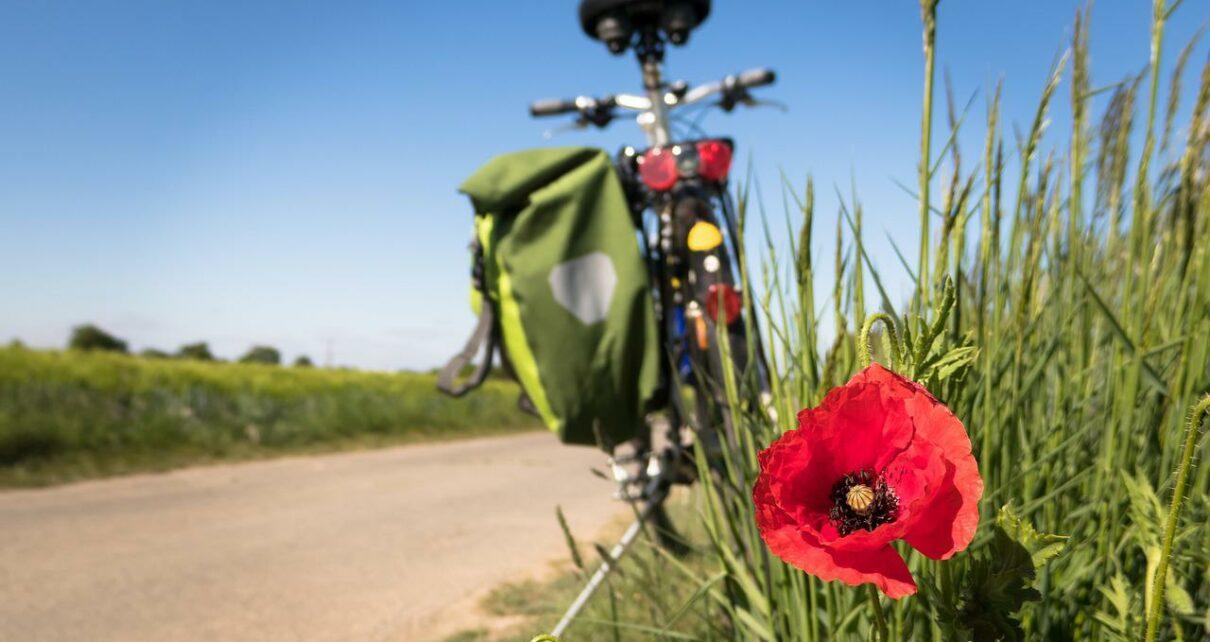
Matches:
[961,527,1040,640]
[1091,574,1136,641]
[1121,471,1165,547]
[922,345,979,382]
[1145,546,1195,616]
[555,505,585,574]
[1165,576,1195,616]
[932,505,1070,641]
[995,504,1069,568]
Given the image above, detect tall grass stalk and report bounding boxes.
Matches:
[916,0,940,313]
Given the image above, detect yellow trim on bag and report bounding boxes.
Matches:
[477,215,559,432]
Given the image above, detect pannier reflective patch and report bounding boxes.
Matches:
[549,252,617,325]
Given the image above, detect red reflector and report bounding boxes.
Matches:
[639,147,678,191]
[696,139,732,182]
[705,283,742,325]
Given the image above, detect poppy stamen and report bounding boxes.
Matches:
[846,484,875,514]
[829,469,899,536]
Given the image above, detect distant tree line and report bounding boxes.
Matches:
[66,324,314,367]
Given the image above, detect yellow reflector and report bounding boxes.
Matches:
[687,221,723,252]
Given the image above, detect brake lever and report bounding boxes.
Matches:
[718,87,751,112]
[666,80,689,104]
[581,105,616,128]
[717,86,786,113]
[740,97,788,113]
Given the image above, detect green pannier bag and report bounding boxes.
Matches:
[438,146,660,449]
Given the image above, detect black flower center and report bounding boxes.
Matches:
[829,469,898,536]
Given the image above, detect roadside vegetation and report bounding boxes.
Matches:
[469,1,1208,640]
[0,344,538,487]
[443,498,718,642]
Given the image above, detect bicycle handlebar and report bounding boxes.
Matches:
[530,95,619,119]
[529,67,776,120]
[736,67,775,89]
[530,98,579,117]
[682,67,776,105]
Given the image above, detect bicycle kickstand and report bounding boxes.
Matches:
[549,486,667,638]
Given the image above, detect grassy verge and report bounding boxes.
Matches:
[442,494,722,642]
[0,345,540,487]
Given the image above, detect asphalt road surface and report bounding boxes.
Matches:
[0,432,622,641]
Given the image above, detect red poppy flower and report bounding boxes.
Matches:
[753,363,982,598]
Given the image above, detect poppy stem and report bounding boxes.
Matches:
[858,313,901,370]
[866,584,889,642]
[1143,394,1210,642]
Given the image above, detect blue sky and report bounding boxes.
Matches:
[0,1,1204,370]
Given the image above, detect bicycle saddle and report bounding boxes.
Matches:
[579,0,711,52]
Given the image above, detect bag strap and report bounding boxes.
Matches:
[437,237,496,397]
[437,298,496,396]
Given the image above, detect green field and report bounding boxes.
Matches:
[0,345,539,486]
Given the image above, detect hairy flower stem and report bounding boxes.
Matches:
[858,313,901,370]
[1143,395,1210,642]
[867,584,889,642]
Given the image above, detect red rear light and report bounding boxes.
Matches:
[638,147,678,191]
[696,139,732,182]
[705,283,742,325]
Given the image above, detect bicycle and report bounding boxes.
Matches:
[532,1,778,634]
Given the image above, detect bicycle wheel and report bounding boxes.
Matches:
[671,190,757,455]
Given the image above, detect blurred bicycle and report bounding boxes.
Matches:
[529,1,779,633]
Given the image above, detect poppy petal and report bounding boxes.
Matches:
[798,375,914,476]
[758,429,835,529]
[758,518,917,598]
[892,369,982,559]
[903,458,982,559]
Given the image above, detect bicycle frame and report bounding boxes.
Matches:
[539,32,774,638]
[533,28,775,505]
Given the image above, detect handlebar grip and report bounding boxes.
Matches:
[737,68,776,89]
[530,98,578,117]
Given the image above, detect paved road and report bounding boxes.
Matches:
[0,433,622,642]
